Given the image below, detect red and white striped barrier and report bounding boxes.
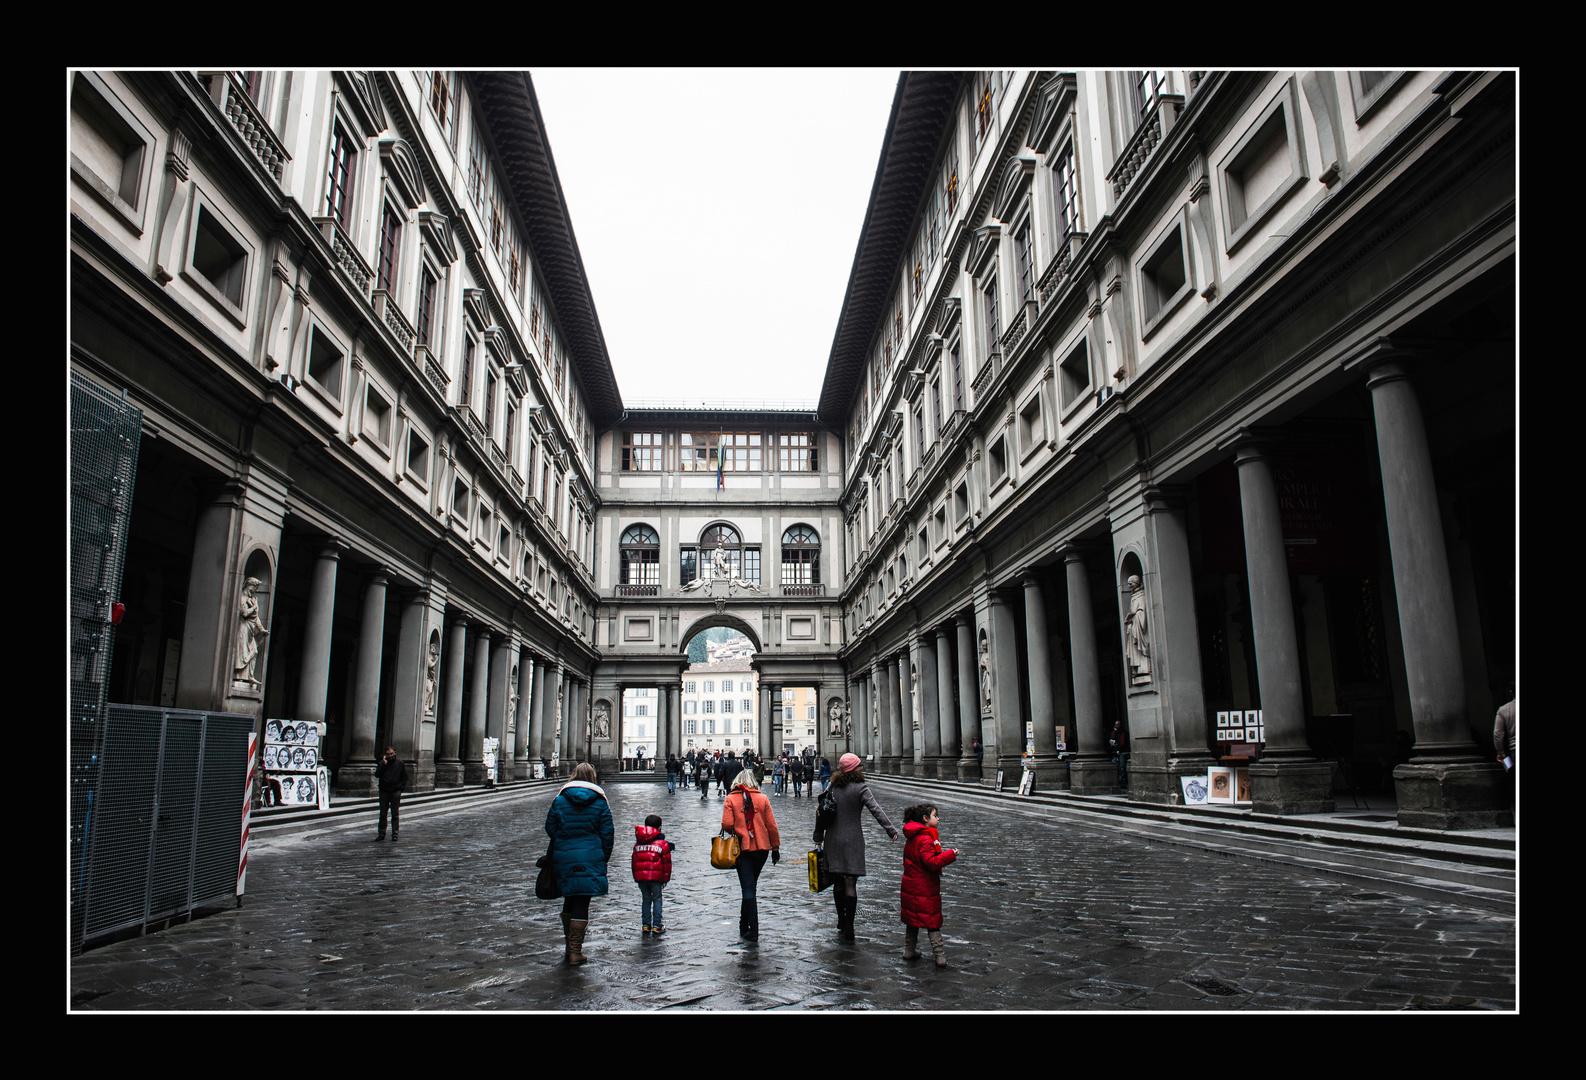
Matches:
[239,732,256,898]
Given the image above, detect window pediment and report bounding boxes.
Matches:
[936,297,961,337]
[1029,73,1079,155]
[966,224,1001,277]
[420,210,457,264]
[992,157,1035,224]
[922,334,944,375]
[379,138,425,209]
[335,71,386,139]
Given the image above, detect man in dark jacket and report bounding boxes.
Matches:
[374,747,406,841]
[788,754,805,797]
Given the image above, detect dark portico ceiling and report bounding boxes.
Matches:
[815,71,967,427]
[469,71,623,428]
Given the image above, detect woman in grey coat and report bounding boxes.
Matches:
[812,753,899,939]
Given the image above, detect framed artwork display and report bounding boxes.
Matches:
[1018,770,1035,796]
[1181,774,1210,804]
[1216,711,1230,729]
[1235,767,1251,802]
[995,769,1006,792]
[1207,766,1235,803]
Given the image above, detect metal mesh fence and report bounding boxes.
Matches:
[69,372,142,954]
[80,706,254,947]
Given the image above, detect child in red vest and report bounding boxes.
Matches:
[632,813,674,935]
[900,802,958,967]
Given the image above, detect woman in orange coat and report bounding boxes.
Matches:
[721,769,781,942]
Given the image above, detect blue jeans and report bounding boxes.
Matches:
[638,881,665,927]
[666,772,676,793]
[774,776,783,794]
[735,849,770,899]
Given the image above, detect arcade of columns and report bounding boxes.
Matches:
[281,540,593,796]
[841,343,1505,825]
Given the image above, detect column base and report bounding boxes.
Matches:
[335,762,378,797]
[1249,760,1337,815]
[1393,761,1513,830]
[513,760,531,781]
[415,750,435,793]
[1124,764,1175,805]
[1030,757,1070,791]
[1069,759,1120,796]
[463,761,488,784]
[909,758,925,778]
[434,761,464,788]
[957,757,983,782]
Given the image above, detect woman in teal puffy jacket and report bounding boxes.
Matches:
[545,762,614,965]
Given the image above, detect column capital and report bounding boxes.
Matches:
[316,539,350,561]
[1021,570,1044,589]
[1339,335,1418,378]
[1058,541,1093,564]
[1214,426,1283,458]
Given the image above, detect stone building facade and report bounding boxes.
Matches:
[71,71,612,793]
[822,70,1514,828]
[71,69,1514,829]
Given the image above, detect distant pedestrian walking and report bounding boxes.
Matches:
[818,758,832,792]
[544,762,614,965]
[813,753,899,939]
[696,754,713,799]
[632,813,674,935]
[788,755,805,797]
[899,802,958,968]
[773,754,786,795]
[665,753,680,794]
[721,770,781,943]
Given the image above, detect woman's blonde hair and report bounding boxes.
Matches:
[571,762,598,783]
[733,770,760,790]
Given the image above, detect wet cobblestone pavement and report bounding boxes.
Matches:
[69,778,1517,1011]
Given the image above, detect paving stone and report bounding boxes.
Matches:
[69,779,1515,1011]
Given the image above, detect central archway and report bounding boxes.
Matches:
[675,611,763,654]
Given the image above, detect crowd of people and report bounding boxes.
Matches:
[539,754,959,969]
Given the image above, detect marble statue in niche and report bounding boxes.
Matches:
[234,577,269,687]
[1125,574,1152,685]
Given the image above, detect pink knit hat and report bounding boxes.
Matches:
[839,753,862,773]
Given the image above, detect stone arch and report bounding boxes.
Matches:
[676,611,763,654]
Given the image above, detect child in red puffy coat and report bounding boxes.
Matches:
[632,814,674,935]
[899,803,958,967]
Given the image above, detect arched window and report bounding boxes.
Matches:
[620,524,659,594]
[781,525,821,593]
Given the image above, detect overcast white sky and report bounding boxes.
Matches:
[529,69,902,409]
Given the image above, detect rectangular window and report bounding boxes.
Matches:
[685,682,696,693]
[742,700,752,714]
[505,404,517,461]
[983,274,1000,357]
[721,431,762,472]
[428,70,456,147]
[777,431,818,472]
[705,681,714,693]
[1015,220,1033,304]
[704,700,715,714]
[951,340,964,412]
[485,370,498,438]
[685,719,697,733]
[622,431,663,471]
[377,201,401,294]
[1054,140,1081,240]
[416,265,437,347]
[679,546,697,586]
[324,122,357,229]
[742,547,760,585]
[931,378,943,436]
[723,700,734,714]
[913,407,925,460]
[1132,70,1167,130]
[458,338,475,410]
